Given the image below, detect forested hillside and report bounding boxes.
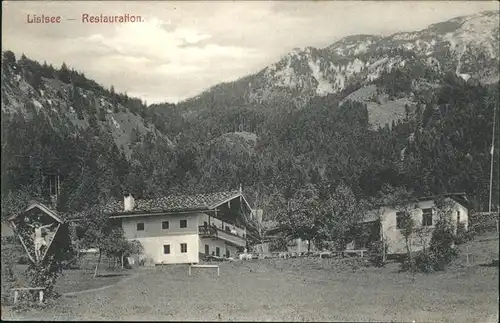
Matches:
[1,10,499,221]
[1,51,171,214]
[2,49,498,220]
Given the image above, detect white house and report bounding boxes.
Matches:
[103,189,252,265]
[359,193,469,254]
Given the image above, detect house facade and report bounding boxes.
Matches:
[106,189,251,265]
[360,194,469,254]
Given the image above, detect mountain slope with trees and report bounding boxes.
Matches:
[1,10,498,227]
[163,10,498,131]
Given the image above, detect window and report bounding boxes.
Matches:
[136,222,144,231]
[422,208,433,227]
[396,212,405,229]
[180,219,187,228]
[225,226,230,232]
[226,249,230,258]
[457,211,460,223]
[162,221,169,230]
[216,247,220,257]
[163,245,170,254]
[205,244,209,255]
[180,243,187,253]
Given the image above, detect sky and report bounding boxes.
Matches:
[2,1,499,104]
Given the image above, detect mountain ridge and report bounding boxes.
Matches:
[1,10,498,214]
[1,57,173,160]
[174,10,499,124]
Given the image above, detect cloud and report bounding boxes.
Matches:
[77,16,259,74]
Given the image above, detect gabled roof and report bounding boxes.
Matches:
[7,201,64,223]
[107,190,252,216]
[360,192,470,223]
[416,192,469,208]
[371,192,469,209]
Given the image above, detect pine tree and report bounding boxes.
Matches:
[2,50,16,69]
[98,108,106,122]
[58,62,71,84]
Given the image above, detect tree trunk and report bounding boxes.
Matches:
[75,249,81,269]
[405,237,414,272]
[93,251,102,278]
[380,221,387,263]
[121,253,124,269]
[382,239,387,263]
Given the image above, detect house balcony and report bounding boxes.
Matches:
[198,225,246,248]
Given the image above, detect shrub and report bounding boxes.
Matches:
[403,214,458,273]
[25,260,62,298]
[400,256,416,272]
[269,237,288,252]
[1,248,19,284]
[454,222,473,245]
[399,200,460,273]
[138,258,146,267]
[1,245,25,304]
[17,255,31,265]
[414,251,435,273]
[427,242,458,272]
[1,236,18,245]
[408,247,458,273]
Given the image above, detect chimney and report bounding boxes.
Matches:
[124,193,135,212]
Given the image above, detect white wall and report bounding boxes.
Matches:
[119,211,248,264]
[122,213,201,239]
[134,234,199,264]
[120,213,202,265]
[380,198,468,254]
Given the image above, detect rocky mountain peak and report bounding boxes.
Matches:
[174,10,498,128]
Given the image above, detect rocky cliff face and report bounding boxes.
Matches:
[1,60,171,159]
